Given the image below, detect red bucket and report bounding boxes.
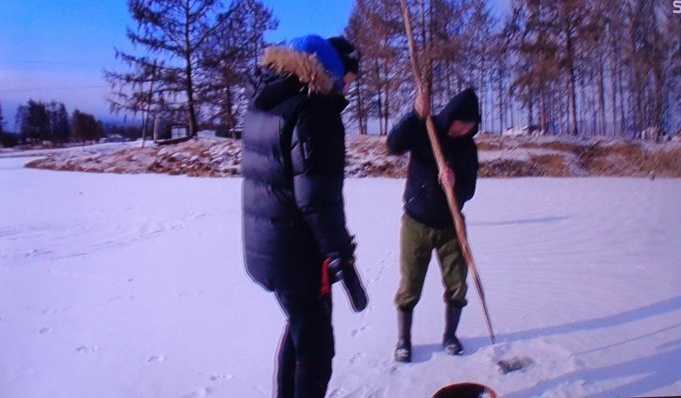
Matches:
[432,382,497,398]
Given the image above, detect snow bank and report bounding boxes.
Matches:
[12,134,681,178]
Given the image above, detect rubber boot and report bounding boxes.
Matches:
[394,309,413,362]
[443,305,464,355]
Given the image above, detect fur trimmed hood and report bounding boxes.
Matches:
[261,35,346,95]
[261,46,335,95]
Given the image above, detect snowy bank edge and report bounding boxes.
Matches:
[16,135,681,178]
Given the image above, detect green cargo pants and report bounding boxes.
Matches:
[395,214,468,312]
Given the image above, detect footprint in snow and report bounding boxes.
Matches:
[208,374,232,382]
[76,345,99,353]
[350,324,369,338]
[181,387,212,398]
[349,352,367,364]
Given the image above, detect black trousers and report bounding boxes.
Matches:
[274,289,335,398]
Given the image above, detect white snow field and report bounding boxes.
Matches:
[1,156,680,397]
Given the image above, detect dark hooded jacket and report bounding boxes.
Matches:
[387,88,481,229]
[241,41,353,292]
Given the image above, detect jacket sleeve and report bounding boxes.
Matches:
[386,110,426,155]
[290,101,353,257]
[454,139,479,208]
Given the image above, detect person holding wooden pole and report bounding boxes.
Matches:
[387,87,481,363]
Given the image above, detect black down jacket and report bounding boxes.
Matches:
[241,48,353,292]
[387,88,480,229]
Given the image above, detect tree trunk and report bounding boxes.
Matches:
[610,57,618,138]
[565,27,579,136]
[382,60,391,136]
[356,73,367,135]
[597,56,606,137]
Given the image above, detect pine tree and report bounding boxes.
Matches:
[50,102,71,144]
[71,110,104,145]
[17,100,50,145]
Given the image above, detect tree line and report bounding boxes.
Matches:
[1,99,144,147]
[345,0,681,139]
[106,0,680,141]
[105,0,276,139]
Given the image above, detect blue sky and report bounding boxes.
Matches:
[0,0,509,128]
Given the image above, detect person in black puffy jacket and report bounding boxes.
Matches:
[241,34,364,398]
[387,88,481,363]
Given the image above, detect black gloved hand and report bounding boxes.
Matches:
[326,243,368,313]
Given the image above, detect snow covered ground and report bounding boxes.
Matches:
[1,157,680,398]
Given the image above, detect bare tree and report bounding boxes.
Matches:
[201,0,277,136]
[510,0,560,132]
[342,12,370,136]
[626,0,669,141]
[664,5,681,136]
[347,0,407,136]
[489,14,522,133]
[463,0,498,132]
[106,0,229,137]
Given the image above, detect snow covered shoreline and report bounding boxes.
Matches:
[9,134,681,179]
[2,156,681,397]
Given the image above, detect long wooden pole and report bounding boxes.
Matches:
[399,0,496,344]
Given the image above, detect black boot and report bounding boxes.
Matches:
[443,305,464,356]
[394,309,413,362]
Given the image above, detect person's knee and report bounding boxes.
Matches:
[446,297,468,308]
[443,282,468,306]
[395,289,421,312]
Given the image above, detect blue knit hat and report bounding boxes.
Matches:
[289,35,346,91]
